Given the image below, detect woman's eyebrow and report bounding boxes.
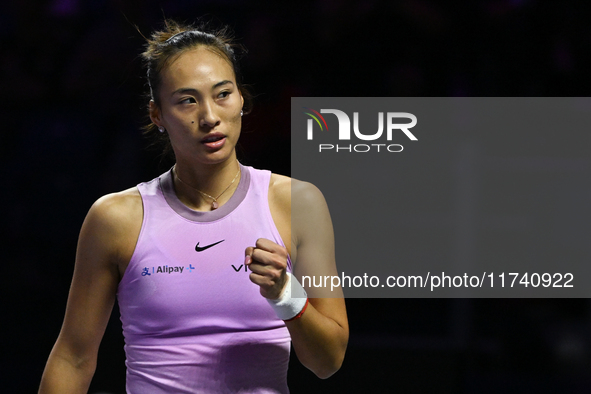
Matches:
[171,80,234,96]
[212,80,234,89]
[171,87,198,96]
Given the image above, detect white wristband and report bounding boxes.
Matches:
[267,272,308,321]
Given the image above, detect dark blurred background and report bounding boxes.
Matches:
[2,0,591,392]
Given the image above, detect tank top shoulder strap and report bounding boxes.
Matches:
[246,167,293,272]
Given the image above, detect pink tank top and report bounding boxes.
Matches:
[117,164,291,393]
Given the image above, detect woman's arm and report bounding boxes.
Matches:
[39,190,141,393]
[286,180,348,378]
[248,177,348,379]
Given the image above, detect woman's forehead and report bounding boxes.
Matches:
[163,46,236,85]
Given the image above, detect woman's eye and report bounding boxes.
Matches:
[218,91,230,99]
[180,97,196,104]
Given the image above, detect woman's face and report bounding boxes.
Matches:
[151,46,244,166]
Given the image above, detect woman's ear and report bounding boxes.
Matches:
[149,100,162,126]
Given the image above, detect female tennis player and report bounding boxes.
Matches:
[39,20,348,393]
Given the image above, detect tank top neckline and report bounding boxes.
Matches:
[159,163,251,223]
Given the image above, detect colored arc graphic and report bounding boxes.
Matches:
[303,107,329,131]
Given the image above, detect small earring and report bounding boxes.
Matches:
[158,126,165,133]
[240,110,244,117]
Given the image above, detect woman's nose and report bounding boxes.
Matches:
[199,100,221,128]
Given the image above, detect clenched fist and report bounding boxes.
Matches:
[245,238,289,299]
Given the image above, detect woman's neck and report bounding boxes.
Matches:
[172,156,241,211]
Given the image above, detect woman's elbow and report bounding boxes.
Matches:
[313,354,345,379]
[311,343,347,379]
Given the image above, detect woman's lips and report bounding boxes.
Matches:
[201,134,226,149]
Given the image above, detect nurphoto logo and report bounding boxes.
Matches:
[303,107,418,153]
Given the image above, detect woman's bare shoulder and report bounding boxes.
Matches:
[270,174,327,210]
[83,187,143,249]
[81,187,143,270]
[91,187,142,223]
[269,174,325,201]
